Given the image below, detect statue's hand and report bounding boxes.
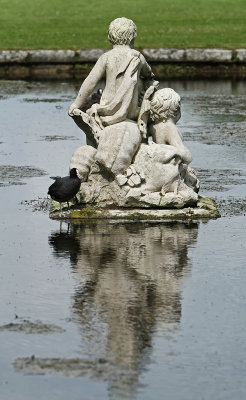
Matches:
[68,103,79,116]
[100,116,111,125]
[86,103,98,117]
[73,108,82,116]
[86,107,93,116]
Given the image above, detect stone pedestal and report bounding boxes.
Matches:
[49,196,220,221]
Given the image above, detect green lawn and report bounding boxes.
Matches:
[0,0,245,49]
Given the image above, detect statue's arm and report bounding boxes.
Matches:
[69,54,106,115]
[167,126,192,165]
[140,54,154,78]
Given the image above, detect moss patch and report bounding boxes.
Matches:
[50,203,104,219]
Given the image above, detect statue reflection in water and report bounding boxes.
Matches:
[49,221,198,397]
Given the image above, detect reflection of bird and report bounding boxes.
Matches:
[48,168,81,210]
[48,229,81,265]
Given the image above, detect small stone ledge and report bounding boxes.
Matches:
[77,48,107,62]
[1,49,245,79]
[49,196,221,221]
[29,49,76,63]
[0,48,107,64]
[0,48,246,64]
[142,48,185,62]
[236,49,246,62]
[0,50,29,63]
[142,48,234,63]
[185,48,232,62]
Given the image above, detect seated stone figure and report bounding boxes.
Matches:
[69,17,156,145]
[119,88,199,206]
[146,87,193,188]
[149,88,191,165]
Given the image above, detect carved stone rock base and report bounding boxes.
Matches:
[49,196,220,221]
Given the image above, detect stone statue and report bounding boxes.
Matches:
[69,18,155,129]
[68,17,199,209]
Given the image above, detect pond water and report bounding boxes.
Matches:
[0,79,246,400]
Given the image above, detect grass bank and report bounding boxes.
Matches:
[0,0,245,49]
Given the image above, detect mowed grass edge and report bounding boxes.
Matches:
[0,0,245,49]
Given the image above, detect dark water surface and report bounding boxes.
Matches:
[0,80,246,400]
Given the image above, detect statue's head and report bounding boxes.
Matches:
[108,17,137,46]
[150,88,181,123]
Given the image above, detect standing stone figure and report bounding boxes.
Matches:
[68,17,199,208]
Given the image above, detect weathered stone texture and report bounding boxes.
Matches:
[236,49,246,62]
[142,48,185,62]
[0,50,28,63]
[29,49,76,63]
[77,49,107,62]
[185,48,232,62]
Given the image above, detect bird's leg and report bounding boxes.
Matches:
[67,201,70,209]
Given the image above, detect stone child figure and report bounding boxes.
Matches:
[69,17,155,130]
[149,88,192,180]
[130,88,197,197]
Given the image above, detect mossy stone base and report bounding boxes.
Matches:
[49,196,220,221]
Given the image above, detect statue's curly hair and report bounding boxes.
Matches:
[108,17,137,46]
[150,88,181,122]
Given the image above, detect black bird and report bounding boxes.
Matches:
[81,88,103,112]
[48,168,81,210]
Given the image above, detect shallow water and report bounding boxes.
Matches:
[0,80,246,400]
